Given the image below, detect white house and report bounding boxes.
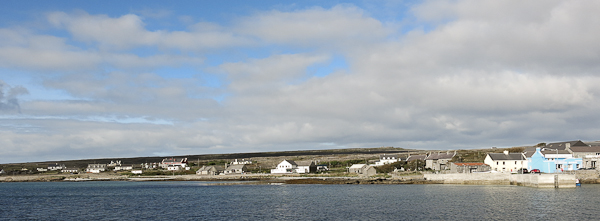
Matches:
[375,154,400,166]
[131,170,143,174]
[48,163,65,171]
[295,161,317,173]
[167,165,181,171]
[86,164,106,173]
[114,165,133,171]
[108,160,122,167]
[231,159,252,165]
[484,151,527,172]
[61,168,79,173]
[160,158,188,169]
[271,160,298,174]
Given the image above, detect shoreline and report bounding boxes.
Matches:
[0,173,440,185]
[2,172,599,186]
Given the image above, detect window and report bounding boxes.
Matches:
[496,162,499,165]
[515,161,517,164]
[503,162,505,165]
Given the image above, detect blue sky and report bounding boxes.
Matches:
[1,0,600,163]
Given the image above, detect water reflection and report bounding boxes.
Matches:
[1,182,598,220]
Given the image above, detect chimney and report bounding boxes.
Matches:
[503,150,509,155]
[566,143,571,150]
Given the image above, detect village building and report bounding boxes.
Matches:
[61,168,79,173]
[131,170,143,174]
[224,164,247,174]
[160,158,189,170]
[86,164,106,173]
[545,140,588,151]
[231,159,252,165]
[527,147,582,173]
[197,165,224,175]
[348,164,376,177]
[295,161,317,173]
[48,163,66,171]
[37,168,48,172]
[405,155,427,171]
[568,144,600,170]
[114,165,133,171]
[425,152,455,170]
[316,164,329,172]
[142,162,158,169]
[0,169,5,175]
[108,160,122,167]
[270,160,317,174]
[167,165,182,171]
[271,160,298,174]
[484,151,527,172]
[375,154,401,166]
[449,162,491,173]
[406,155,426,162]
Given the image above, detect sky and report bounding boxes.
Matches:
[1,0,600,164]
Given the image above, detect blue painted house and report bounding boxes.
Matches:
[527,147,582,173]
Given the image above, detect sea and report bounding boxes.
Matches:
[0,181,598,220]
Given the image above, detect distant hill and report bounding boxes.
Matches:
[1,147,414,170]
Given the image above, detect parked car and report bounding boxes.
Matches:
[517,168,528,174]
[530,169,541,174]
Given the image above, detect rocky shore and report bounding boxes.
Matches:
[3,171,599,186]
[0,173,440,185]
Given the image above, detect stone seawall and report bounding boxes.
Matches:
[510,174,576,188]
[423,173,510,185]
[424,173,577,188]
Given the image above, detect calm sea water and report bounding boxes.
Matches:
[0,181,598,220]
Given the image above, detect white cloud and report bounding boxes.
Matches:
[220,53,330,92]
[237,5,390,48]
[3,1,600,163]
[47,11,253,51]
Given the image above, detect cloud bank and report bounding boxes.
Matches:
[1,1,600,163]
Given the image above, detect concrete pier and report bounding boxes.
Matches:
[510,174,576,188]
[424,173,577,188]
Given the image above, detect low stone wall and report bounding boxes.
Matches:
[424,173,577,188]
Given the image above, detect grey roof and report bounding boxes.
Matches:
[425,152,455,160]
[545,140,587,150]
[570,145,600,153]
[542,150,572,155]
[584,141,600,146]
[199,165,224,171]
[226,164,246,170]
[488,153,526,161]
[406,155,426,161]
[282,160,297,166]
[523,147,538,157]
[296,161,314,166]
